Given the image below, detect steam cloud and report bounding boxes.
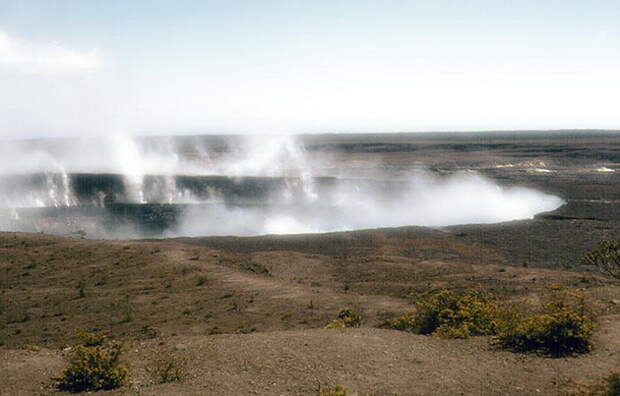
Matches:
[0,135,564,238]
[0,31,101,74]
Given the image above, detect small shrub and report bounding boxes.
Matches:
[599,373,620,396]
[497,288,597,356]
[319,385,366,396]
[140,325,158,339]
[381,313,416,332]
[55,342,128,392]
[320,385,350,396]
[384,287,598,356]
[325,308,362,329]
[409,289,504,338]
[577,372,620,395]
[120,311,132,323]
[582,240,620,278]
[147,358,186,384]
[75,330,106,347]
[77,282,86,299]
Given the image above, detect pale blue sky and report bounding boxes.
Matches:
[1,1,619,138]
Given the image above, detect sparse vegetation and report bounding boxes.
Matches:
[576,372,620,395]
[582,240,620,278]
[7,312,31,324]
[382,287,597,356]
[381,312,416,332]
[319,385,362,396]
[120,311,132,323]
[54,341,128,392]
[388,289,505,338]
[496,288,597,356]
[147,358,186,384]
[120,295,133,323]
[75,329,106,347]
[140,325,158,339]
[325,308,362,329]
[600,373,620,396]
[2,223,617,394]
[76,281,86,299]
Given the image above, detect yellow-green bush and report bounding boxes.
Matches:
[381,312,416,332]
[582,240,620,278]
[319,385,365,396]
[497,289,597,356]
[55,342,128,392]
[75,329,106,347]
[407,289,504,338]
[325,308,362,329]
[383,288,597,356]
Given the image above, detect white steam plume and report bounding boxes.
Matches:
[0,134,564,237]
[0,31,101,74]
[173,171,563,236]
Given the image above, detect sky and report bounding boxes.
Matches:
[0,0,619,139]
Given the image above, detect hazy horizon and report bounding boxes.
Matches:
[1,1,619,139]
[3,128,620,144]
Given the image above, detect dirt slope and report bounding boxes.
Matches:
[1,230,620,395]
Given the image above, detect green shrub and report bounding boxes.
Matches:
[55,342,128,392]
[582,240,620,278]
[497,288,597,356]
[325,308,362,329]
[147,358,185,384]
[408,289,504,338]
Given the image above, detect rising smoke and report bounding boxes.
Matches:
[0,134,564,238]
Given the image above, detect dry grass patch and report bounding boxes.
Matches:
[147,357,186,384]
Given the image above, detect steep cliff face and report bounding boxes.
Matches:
[1,173,344,207]
[71,173,126,205]
[0,173,345,237]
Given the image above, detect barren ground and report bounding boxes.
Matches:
[2,132,620,395]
